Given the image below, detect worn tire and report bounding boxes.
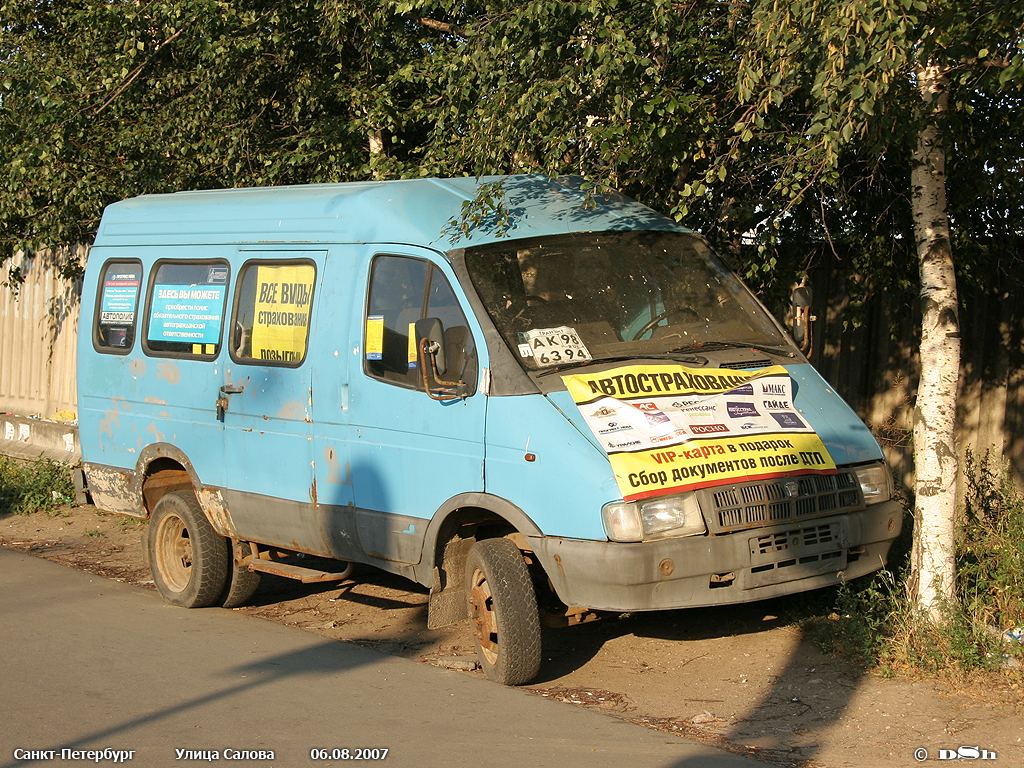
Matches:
[220,540,261,609]
[148,490,229,608]
[465,537,542,685]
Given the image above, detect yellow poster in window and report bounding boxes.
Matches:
[407,322,418,368]
[251,265,314,364]
[365,316,384,360]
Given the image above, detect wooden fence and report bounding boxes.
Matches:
[0,248,84,421]
[804,265,1022,493]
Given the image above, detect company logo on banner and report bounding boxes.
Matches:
[562,364,837,501]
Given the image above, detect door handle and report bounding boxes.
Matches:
[217,383,246,421]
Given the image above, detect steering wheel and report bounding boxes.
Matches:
[631,306,701,341]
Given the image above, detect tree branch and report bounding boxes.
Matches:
[93,21,193,116]
[418,17,461,36]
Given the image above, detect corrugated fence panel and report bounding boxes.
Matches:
[0,247,84,419]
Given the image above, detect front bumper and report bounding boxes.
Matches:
[529,499,903,612]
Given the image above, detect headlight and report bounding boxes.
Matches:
[602,494,706,542]
[853,463,891,505]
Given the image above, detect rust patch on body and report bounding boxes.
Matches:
[196,486,235,537]
[324,446,345,484]
[143,396,167,405]
[84,464,142,517]
[155,362,181,385]
[310,477,318,507]
[129,359,146,376]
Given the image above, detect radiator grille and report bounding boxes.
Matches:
[705,471,861,533]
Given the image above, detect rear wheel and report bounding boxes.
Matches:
[465,538,542,685]
[148,490,228,608]
[221,540,261,609]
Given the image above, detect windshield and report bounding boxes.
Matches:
[464,231,786,372]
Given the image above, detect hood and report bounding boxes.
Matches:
[785,363,883,465]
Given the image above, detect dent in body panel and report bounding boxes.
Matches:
[355,509,426,564]
[219,488,367,565]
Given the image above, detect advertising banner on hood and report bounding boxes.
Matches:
[562,364,837,501]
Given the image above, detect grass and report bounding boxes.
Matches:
[0,455,76,516]
[805,452,1024,677]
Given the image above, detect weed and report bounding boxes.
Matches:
[0,456,76,515]
[959,451,1024,633]
[84,528,105,538]
[806,453,1023,676]
[115,514,145,530]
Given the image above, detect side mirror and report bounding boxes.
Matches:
[788,284,814,354]
[414,317,467,400]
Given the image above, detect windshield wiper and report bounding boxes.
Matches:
[535,352,708,378]
[668,340,795,358]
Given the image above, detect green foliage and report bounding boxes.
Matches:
[959,452,1024,632]
[0,456,76,516]
[0,0,434,278]
[806,455,1024,675]
[729,0,1024,304]
[1,0,1022,307]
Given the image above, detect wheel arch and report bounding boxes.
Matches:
[132,444,235,536]
[418,493,545,630]
[416,492,542,579]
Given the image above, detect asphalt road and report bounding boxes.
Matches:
[0,549,768,768]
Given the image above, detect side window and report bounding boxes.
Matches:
[364,255,477,390]
[231,261,315,366]
[94,260,142,353]
[144,261,229,358]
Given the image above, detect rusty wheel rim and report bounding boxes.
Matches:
[469,567,499,666]
[154,513,193,593]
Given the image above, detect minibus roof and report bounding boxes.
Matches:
[94,174,686,250]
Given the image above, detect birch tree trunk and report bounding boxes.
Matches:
[909,62,959,620]
[368,129,384,179]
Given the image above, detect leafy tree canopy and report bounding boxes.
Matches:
[1,0,1021,300]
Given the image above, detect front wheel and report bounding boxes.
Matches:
[148,490,228,608]
[465,538,542,685]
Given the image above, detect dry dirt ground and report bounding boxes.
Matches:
[3,505,1022,768]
